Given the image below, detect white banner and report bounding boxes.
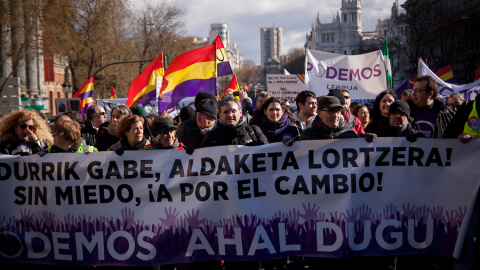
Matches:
[266,74,305,103]
[305,49,387,99]
[0,138,479,266]
[418,59,480,101]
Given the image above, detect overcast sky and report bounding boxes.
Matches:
[163,0,406,65]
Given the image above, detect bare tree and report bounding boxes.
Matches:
[131,0,186,73]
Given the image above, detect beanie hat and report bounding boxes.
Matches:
[389,100,410,116]
[151,117,177,137]
[131,105,147,116]
[196,99,218,119]
[194,92,217,107]
[327,89,346,105]
[179,106,195,122]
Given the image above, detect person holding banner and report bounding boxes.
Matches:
[250,97,301,145]
[201,95,269,147]
[293,90,318,132]
[0,110,53,156]
[327,89,365,135]
[144,117,185,150]
[365,90,398,134]
[40,120,97,154]
[107,115,150,155]
[375,100,424,139]
[176,92,217,143]
[182,98,218,151]
[299,96,358,140]
[95,104,132,151]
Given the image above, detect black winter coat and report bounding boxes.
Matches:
[299,116,358,140]
[200,117,269,147]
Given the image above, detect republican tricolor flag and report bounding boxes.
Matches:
[220,73,239,99]
[158,45,217,113]
[73,76,95,118]
[435,64,455,84]
[126,52,164,108]
[212,35,233,77]
[110,87,117,99]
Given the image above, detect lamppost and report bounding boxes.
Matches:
[62,82,72,98]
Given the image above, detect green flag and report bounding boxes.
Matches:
[21,97,44,111]
[381,40,393,91]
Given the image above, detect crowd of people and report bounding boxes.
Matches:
[0,74,479,270]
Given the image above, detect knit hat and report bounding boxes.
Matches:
[389,100,410,116]
[131,105,147,116]
[179,106,195,122]
[196,99,218,119]
[327,89,346,105]
[194,92,217,107]
[151,117,177,137]
[317,96,343,110]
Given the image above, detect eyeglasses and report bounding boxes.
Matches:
[321,109,343,115]
[95,112,106,116]
[411,89,426,95]
[19,123,35,130]
[344,96,350,99]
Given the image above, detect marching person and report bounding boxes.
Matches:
[107,115,149,154]
[0,110,53,156]
[364,90,397,134]
[293,90,318,132]
[81,104,107,146]
[40,120,97,154]
[408,75,454,138]
[250,97,300,145]
[201,95,269,147]
[145,117,185,150]
[95,104,132,151]
[300,96,358,140]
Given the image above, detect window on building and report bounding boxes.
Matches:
[344,50,347,55]
[322,34,326,43]
[331,33,335,42]
[384,30,387,36]
[344,14,347,22]
[327,33,330,43]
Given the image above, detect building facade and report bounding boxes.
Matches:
[306,0,409,86]
[305,0,365,55]
[260,26,283,69]
[0,1,68,115]
[207,23,243,71]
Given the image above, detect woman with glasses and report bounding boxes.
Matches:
[107,115,149,154]
[0,110,53,156]
[95,104,131,151]
[250,97,301,145]
[364,90,398,134]
[352,104,371,130]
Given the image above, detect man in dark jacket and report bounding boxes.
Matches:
[408,75,454,138]
[376,100,424,139]
[81,104,107,146]
[182,98,218,150]
[201,95,268,147]
[176,92,217,143]
[300,96,358,140]
[327,88,364,136]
